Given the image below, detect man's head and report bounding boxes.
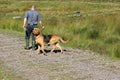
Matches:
[31,5,36,10]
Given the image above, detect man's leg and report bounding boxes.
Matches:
[24,26,30,50]
[32,25,38,50]
[32,39,37,50]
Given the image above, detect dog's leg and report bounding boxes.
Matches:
[41,45,47,56]
[56,43,63,54]
[37,45,41,55]
[51,45,56,53]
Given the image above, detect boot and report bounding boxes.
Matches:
[24,39,29,50]
[32,41,38,50]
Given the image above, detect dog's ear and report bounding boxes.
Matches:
[36,28,40,34]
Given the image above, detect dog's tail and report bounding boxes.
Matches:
[59,37,71,43]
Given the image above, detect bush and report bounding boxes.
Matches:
[80,24,99,39]
[110,45,120,58]
[86,28,99,39]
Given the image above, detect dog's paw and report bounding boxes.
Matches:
[43,53,47,56]
[38,53,40,55]
[60,52,63,54]
[34,51,40,55]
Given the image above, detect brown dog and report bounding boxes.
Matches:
[33,28,70,55]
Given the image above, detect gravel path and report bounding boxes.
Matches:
[0,31,120,80]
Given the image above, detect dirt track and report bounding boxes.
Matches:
[0,31,120,80]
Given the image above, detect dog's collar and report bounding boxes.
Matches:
[35,35,41,39]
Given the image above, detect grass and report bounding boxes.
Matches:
[0,61,26,80]
[0,0,120,59]
[49,72,82,80]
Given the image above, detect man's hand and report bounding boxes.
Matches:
[39,21,45,29]
[23,26,27,31]
[42,25,45,29]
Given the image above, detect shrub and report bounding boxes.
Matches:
[110,45,120,58]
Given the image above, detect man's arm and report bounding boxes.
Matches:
[37,12,44,29]
[23,18,27,30]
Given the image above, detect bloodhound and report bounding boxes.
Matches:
[33,28,70,55]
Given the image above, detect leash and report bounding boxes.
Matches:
[41,28,44,34]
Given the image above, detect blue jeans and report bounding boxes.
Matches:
[25,24,37,41]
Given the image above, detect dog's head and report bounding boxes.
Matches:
[33,28,40,36]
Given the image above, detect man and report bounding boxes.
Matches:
[23,5,44,50]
